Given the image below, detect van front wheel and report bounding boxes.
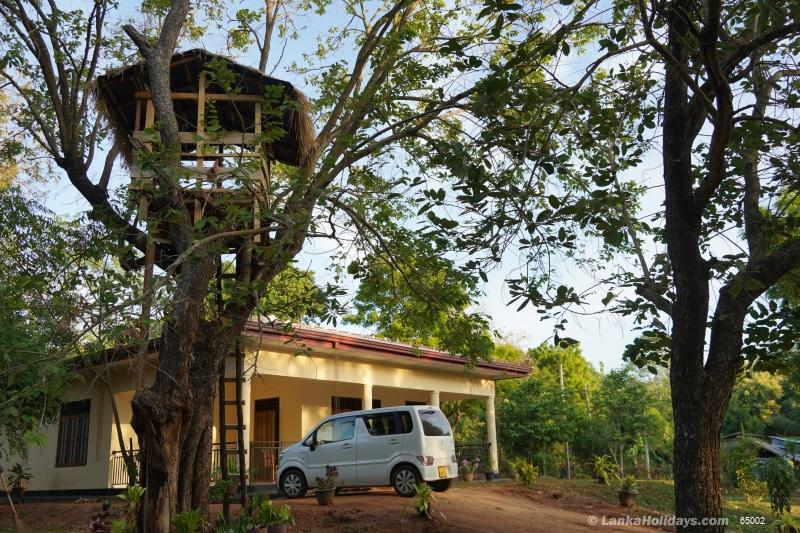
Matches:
[392,465,420,497]
[429,479,451,492]
[280,469,308,499]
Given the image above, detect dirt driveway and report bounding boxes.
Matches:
[0,482,664,532]
[291,484,663,532]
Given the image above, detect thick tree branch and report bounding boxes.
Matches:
[722,21,800,74]
[98,142,120,192]
[258,0,281,73]
[316,0,412,151]
[726,237,800,315]
[690,0,733,214]
[637,0,716,118]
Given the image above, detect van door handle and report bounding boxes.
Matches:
[388,439,400,445]
[341,443,353,449]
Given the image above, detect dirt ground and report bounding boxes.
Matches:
[0,481,666,532]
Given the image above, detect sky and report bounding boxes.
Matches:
[36,0,656,372]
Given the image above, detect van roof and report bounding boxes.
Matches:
[325,404,438,419]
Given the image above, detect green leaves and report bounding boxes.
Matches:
[426,211,459,230]
[345,228,492,364]
[0,187,121,457]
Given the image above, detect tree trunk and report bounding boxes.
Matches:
[132,394,183,533]
[131,252,217,532]
[671,383,723,531]
[177,382,215,513]
[177,337,226,514]
[660,0,727,529]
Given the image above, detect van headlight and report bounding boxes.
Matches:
[278,452,285,465]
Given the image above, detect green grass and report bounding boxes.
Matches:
[530,476,793,533]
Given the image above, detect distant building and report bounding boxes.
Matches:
[722,432,800,464]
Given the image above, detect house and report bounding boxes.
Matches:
[7,323,529,493]
[722,432,800,464]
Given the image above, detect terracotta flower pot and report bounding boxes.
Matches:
[460,472,474,482]
[248,527,287,533]
[11,484,27,504]
[315,487,336,505]
[618,489,638,507]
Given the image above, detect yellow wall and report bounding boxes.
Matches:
[6,380,112,491]
[248,347,496,398]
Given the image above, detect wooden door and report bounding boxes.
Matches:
[252,398,279,482]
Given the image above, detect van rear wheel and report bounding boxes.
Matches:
[391,465,420,497]
[429,479,451,492]
[280,469,308,499]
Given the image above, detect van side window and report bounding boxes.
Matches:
[398,411,413,434]
[362,412,398,436]
[419,410,452,436]
[316,417,355,445]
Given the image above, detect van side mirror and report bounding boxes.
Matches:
[310,435,317,451]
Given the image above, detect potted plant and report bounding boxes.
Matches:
[314,465,338,505]
[246,494,295,533]
[414,482,435,519]
[8,463,32,503]
[459,458,479,482]
[263,501,294,533]
[617,475,639,507]
[592,455,618,485]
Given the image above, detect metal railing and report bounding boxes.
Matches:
[109,449,140,487]
[455,443,491,472]
[109,442,491,487]
[250,441,294,483]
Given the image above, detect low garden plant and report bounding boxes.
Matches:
[172,508,205,533]
[414,482,435,519]
[511,459,539,486]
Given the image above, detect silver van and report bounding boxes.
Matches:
[277,405,457,497]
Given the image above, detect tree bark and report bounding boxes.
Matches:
[130,251,217,532]
[661,0,726,529]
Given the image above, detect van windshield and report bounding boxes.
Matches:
[419,410,451,436]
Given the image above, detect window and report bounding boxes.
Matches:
[55,400,91,467]
[419,409,451,437]
[331,396,381,414]
[362,412,399,436]
[405,401,426,406]
[315,417,355,445]
[398,411,414,434]
[331,396,361,414]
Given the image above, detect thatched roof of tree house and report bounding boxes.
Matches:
[94,49,316,167]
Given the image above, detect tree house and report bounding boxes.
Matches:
[95,49,315,508]
[95,48,315,252]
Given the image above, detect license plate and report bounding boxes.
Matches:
[438,466,447,478]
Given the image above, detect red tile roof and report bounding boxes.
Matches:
[243,322,530,378]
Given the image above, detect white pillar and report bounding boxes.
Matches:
[362,383,373,410]
[429,390,440,407]
[485,396,499,474]
[241,377,252,481]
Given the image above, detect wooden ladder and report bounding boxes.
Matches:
[216,262,248,517]
[218,344,247,511]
